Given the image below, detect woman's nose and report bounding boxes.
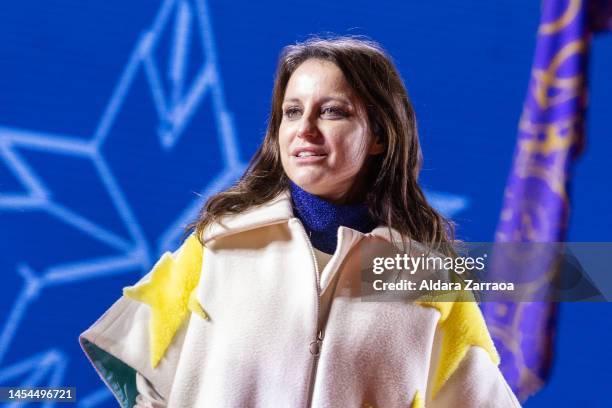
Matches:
[297,115,318,140]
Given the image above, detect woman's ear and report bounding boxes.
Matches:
[368,136,385,155]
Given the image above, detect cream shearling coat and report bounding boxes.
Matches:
[80,192,521,407]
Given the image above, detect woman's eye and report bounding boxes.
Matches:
[321,106,348,118]
[283,107,302,119]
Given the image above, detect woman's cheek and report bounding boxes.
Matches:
[344,139,365,165]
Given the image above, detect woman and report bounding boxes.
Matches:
[80,36,520,407]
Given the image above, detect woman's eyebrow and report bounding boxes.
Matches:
[282,97,301,105]
[320,96,352,105]
[282,95,353,105]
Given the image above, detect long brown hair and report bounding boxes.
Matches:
[188,36,454,253]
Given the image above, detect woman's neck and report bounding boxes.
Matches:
[289,182,376,254]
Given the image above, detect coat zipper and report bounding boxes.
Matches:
[294,219,323,408]
[297,222,363,407]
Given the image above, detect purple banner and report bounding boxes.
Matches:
[482,0,596,401]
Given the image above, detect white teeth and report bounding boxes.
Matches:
[297,152,318,157]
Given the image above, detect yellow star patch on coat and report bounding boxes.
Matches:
[410,390,424,408]
[417,291,499,400]
[123,234,206,368]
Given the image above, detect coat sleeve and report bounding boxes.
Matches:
[134,372,167,408]
[79,235,203,408]
[428,345,521,408]
[417,298,521,408]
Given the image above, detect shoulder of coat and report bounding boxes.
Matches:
[123,234,206,368]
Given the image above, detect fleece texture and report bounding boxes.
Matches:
[123,234,203,368]
[417,294,500,399]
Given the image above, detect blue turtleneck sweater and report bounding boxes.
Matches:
[289,182,377,254]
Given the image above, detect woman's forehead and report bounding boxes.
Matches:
[284,60,356,102]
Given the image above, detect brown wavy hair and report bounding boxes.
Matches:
[188,36,454,254]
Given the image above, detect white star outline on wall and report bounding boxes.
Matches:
[0,0,467,405]
[0,0,245,405]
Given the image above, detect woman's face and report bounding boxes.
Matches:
[278,59,383,202]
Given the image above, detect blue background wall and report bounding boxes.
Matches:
[0,0,610,406]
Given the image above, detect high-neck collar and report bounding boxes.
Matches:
[289,182,376,254]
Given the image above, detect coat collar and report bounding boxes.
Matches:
[201,190,411,247]
[201,192,294,243]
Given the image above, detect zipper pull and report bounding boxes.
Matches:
[309,330,324,356]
